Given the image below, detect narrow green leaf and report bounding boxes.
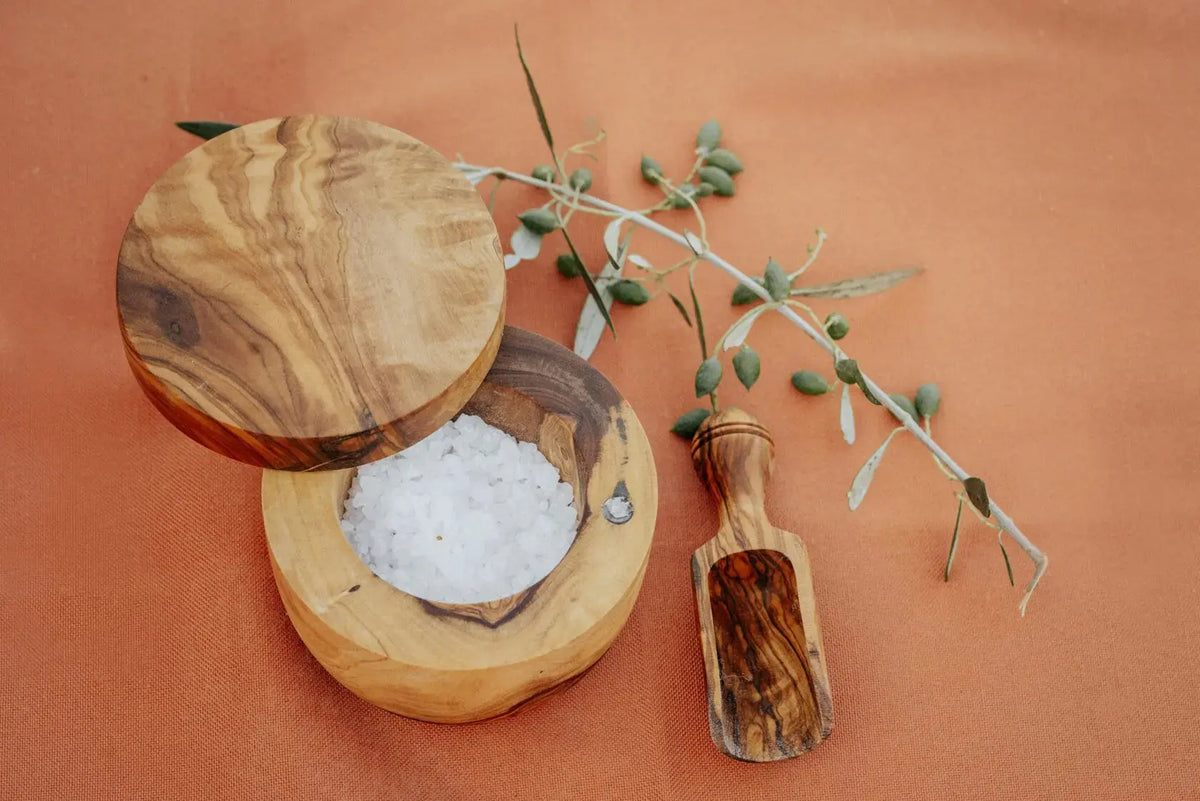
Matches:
[175,121,238,140]
[732,346,761,390]
[944,498,964,581]
[847,427,903,510]
[671,408,711,438]
[514,25,555,157]
[791,267,923,299]
[695,357,722,397]
[688,263,709,359]
[963,476,991,518]
[999,537,1015,586]
[561,225,615,336]
[666,291,693,327]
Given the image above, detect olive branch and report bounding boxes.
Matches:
[171,28,1048,613]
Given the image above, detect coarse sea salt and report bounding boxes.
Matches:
[340,414,578,604]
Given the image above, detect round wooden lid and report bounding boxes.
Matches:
[117,116,506,471]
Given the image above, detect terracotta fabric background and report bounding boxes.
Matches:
[3,0,1198,798]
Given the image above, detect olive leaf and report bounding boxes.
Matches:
[666,291,693,327]
[671,408,710,438]
[840,382,856,445]
[461,167,493,186]
[695,357,722,397]
[563,225,615,344]
[732,346,761,389]
[602,213,627,260]
[688,263,709,360]
[514,25,555,154]
[175,121,238,140]
[722,305,769,351]
[510,224,543,261]
[574,216,632,357]
[791,267,923,299]
[963,476,991,518]
[848,427,904,510]
[944,498,964,581]
[998,534,1015,586]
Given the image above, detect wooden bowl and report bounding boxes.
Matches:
[262,327,658,722]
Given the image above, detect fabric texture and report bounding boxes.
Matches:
[3,1,1197,798]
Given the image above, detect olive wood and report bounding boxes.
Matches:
[262,327,658,722]
[690,408,834,762]
[117,115,506,471]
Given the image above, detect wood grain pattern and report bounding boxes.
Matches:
[691,408,834,761]
[262,327,658,722]
[117,115,505,470]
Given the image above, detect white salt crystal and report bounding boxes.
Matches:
[339,414,578,604]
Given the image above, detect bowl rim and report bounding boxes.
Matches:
[261,327,658,673]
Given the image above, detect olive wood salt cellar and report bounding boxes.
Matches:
[117,115,657,722]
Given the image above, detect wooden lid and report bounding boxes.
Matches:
[117,115,506,471]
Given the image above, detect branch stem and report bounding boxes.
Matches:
[455,162,1048,614]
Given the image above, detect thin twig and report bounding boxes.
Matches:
[790,228,828,280]
[454,162,1049,614]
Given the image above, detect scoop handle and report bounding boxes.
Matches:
[690,407,775,549]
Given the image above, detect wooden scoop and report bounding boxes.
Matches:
[690,408,834,762]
